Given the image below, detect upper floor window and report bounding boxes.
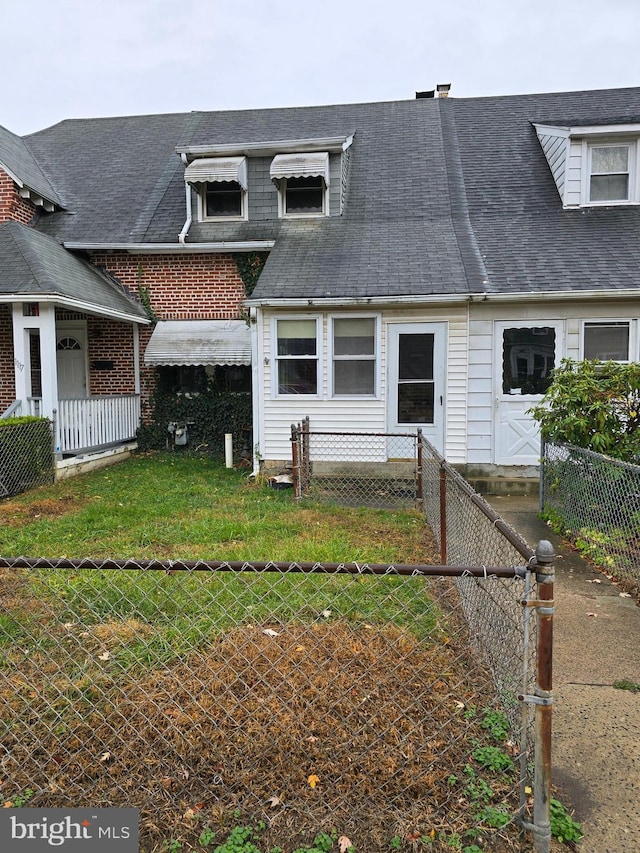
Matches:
[204,181,244,218]
[589,144,632,203]
[270,153,329,218]
[184,156,248,221]
[283,176,325,214]
[583,321,630,361]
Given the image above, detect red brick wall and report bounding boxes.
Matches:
[0,170,37,225]
[56,310,137,398]
[91,252,246,319]
[90,252,248,416]
[87,317,136,396]
[0,305,16,411]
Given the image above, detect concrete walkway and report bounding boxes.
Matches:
[489,495,640,853]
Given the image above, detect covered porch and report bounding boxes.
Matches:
[12,393,141,456]
[0,222,150,457]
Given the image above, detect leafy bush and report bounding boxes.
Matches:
[0,417,53,497]
[529,359,640,463]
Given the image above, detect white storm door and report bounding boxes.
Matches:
[387,323,446,453]
[56,326,88,398]
[494,321,563,466]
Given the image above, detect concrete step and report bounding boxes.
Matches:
[465,476,539,497]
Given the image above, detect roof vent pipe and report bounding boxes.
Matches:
[437,83,451,98]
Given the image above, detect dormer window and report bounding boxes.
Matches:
[535,122,640,208]
[270,152,329,217]
[184,156,248,221]
[205,181,243,217]
[589,144,632,203]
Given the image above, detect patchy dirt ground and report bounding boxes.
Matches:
[0,599,544,853]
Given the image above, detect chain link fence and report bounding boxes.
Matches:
[419,437,543,786]
[541,439,640,596]
[0,432,555,853]
[0,417,54,498]
[290,424,553,852]
[291,420,421,508]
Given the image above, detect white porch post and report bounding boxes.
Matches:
[12,302,59,447]
[11,304,31,404]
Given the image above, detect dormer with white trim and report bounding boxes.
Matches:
[176,134,354,239]
[535,122,640,209]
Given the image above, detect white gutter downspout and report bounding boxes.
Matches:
[250,306,262,477]
[178,153,192,244]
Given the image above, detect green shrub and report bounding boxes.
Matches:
[0,417,53,496]
[529,359,640,463]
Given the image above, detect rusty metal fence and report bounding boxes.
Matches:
[0,432,555,853]
[289,423,554,852]
[290,418,421,508]
[0,417,54,498]
[541,439,640,596]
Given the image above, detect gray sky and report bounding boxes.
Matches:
[3,0,639,136]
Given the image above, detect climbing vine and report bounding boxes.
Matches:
[234,252,269,297]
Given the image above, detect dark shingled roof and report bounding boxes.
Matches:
[13,86,640,302]
[446,87,640,295]
[0,124,64,208]
[0,221,148,321]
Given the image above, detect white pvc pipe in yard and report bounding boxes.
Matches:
[225,433,233,468]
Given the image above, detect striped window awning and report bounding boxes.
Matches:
[270,152,330,185]
[144,320,251,366]
[184,156,248,189]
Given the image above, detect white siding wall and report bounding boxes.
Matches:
[537,131,569,200]
[258,305,468,465]
[468,300,640,465]
[564,139,584,207]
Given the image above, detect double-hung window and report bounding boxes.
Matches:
[270,153,329,217]
[588,144,633,203]
[332,317,377,395]
[184,156,248,221]
[204,181,244,218]
[583,321,631,361]
[276,319,319,395]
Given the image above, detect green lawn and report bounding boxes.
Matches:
[0,452,441,663]
[0,452,431,564]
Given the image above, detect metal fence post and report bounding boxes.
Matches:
[290,423,301,499]
[439,461,447,564]
[531,539,555,853]
[416,428,423,509]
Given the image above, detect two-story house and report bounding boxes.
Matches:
[1,86,640,481]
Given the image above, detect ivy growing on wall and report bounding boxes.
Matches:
[137,374,252,459]
[234,252,269,297]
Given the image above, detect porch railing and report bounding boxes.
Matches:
[57,395,141,454]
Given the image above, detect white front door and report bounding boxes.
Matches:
[56,325,88,398]
[494,321,563,466]
[387,322,446,453]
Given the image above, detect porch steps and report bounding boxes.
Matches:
[465,476,539,497]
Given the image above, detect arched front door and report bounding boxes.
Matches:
[56,327,88,398]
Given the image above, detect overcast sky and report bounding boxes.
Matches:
[3,0,639,136]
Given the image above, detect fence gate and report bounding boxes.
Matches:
[291,420,423,508]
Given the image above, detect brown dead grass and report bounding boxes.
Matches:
[1,616,537,852]
[0,494,81,527]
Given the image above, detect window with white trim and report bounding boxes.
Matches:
[583,321,630,361]
[588,144,633,203]
[184,156,248,221]
[203,181,245,219]
[275,318,319,395]
[270,152,330,218]
[331,317,377,395]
